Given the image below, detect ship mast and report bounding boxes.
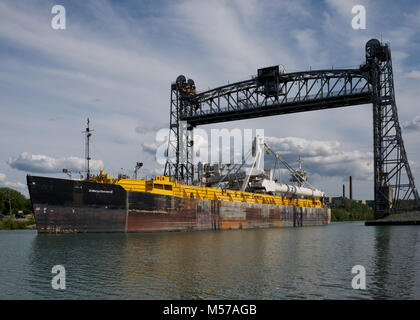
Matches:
[83,118,93,180]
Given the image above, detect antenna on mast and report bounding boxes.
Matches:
[82,118,94,180]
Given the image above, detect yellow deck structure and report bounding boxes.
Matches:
[91,172,323,209]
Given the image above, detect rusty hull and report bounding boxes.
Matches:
[126,192,330,232]
[27,175,330,233]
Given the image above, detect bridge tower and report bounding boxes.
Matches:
[164,75,195,185]
[366,39,419,218]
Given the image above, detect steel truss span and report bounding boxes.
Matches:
[164,39,420,218]
[183,69,371,126]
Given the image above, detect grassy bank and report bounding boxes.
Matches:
[0,215,35,230]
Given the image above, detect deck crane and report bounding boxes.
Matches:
[215,136,325,198]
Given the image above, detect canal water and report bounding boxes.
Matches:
[1,222,420,299]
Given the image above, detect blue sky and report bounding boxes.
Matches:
[1,0,420,199]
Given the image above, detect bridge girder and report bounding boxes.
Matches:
[181,69,372,125]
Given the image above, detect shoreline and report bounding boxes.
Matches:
[0,216,35,230]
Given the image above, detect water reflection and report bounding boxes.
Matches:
[1,222,419,299]
[28,233,129,299]
[118,230,274,299]
[371,226,419,299]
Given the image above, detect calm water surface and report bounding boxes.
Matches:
[1,222,420,299]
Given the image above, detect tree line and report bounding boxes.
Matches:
[331,198,374,221]
[331,198,419,221]
[0,187,32,216]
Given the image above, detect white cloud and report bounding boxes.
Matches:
[403,116,420,132]
[0,172,27,192]
[135,125,166,136]
[304,150,373,180]
[265,136,373,180]
[4,181,26,190]
[404,70,420,79]
[265,136,340,157]
[325,0,358,17]
[143,167,165,177]
[173,0,270,70]
[8,152,103,174]
[292,29,319,53]
[142,142,161,155]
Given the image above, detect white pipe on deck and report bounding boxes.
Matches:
[261,179,325,198]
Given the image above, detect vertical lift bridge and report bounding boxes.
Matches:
[164,39,420,219]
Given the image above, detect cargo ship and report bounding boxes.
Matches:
[27,173,330,233]
[27,125,330,233]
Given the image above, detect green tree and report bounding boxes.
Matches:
[0,188,32,215]
[331,198,374,221]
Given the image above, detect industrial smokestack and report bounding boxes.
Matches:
[349,176,353,200]
[343,184,345,198]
